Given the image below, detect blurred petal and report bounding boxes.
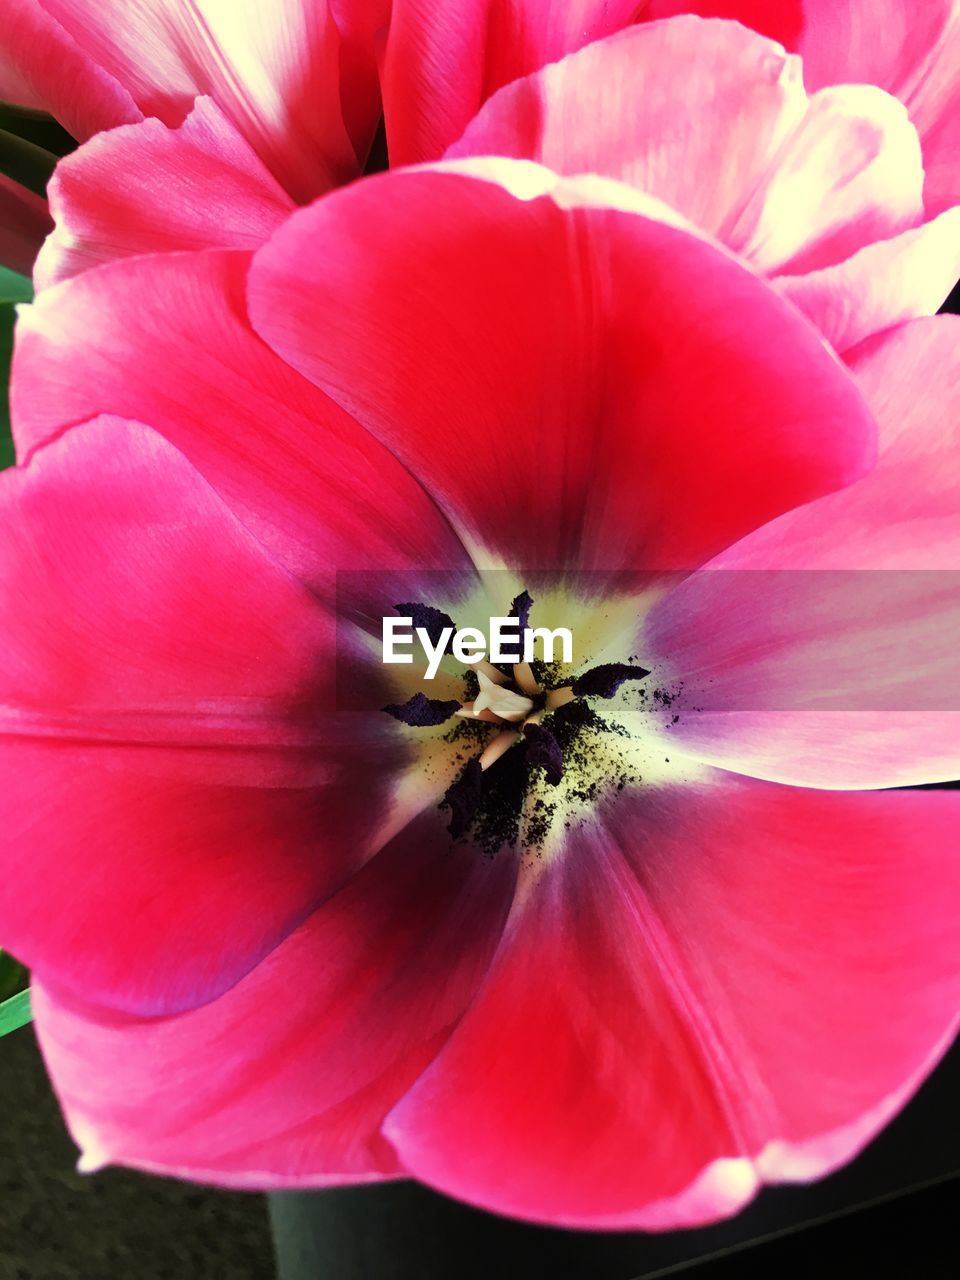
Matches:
[0,0,139,138]
[382,0,641,165]
[0,172,51,275]
[34,812,517,1185]
[387,780,960,1227]
[35,97,295,288]
[642,317,960,788]
[0,418,396,1014]
[248,162,876,576]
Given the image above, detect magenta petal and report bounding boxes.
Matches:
[0,418,396,1014]
[35,97,295,289]
[33,812,517,1186]
[13,248,468,590]
[36,0,360,200]
[381,0,641,165]
[248,163,877,574]
[0,0,139,138]
[450,21,924,279]
[385,779,960,1228]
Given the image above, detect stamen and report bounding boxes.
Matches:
[382,692,461,726]
[513,660,540,695]
[478,728,520,771]
[572,662,652,699]
[473,670,535,722]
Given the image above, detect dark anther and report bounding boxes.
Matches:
[393,601,458,650]
[382,693,462,727]
[509,589,534,634]
[523,722,564,786]
[442,757,483,838]
[571,662,651,699]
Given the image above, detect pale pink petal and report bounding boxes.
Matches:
[777,208,960,352]
[798,0,960,212]
[0,417,401,1014]
[0,173,52,276]
[248,162,876,576]
[450,22,925,296]
[38,0,358,199]
[448,21,811,242]
[13,248,468,591]
[641,317,960,788]
[724,85,922,274]
[386,781,960,1228]
[35,97,295,289]
[0,0,139,137]
[381,0,642,165]
[33,813,517,1185]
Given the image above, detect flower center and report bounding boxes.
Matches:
[382,590,652,854]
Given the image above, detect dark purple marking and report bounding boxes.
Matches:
[382,693,461,727]
[523,722,564,786]
[572,663,651,699]
[509,590,534,634]
[442,757,483,838]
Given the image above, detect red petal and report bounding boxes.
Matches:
[386,779,960,1227]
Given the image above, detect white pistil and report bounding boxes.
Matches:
[473,670,535,722]
[478,728,519,771]
[455,702,503,724]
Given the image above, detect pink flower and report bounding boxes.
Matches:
[449,18,960,354]
[0,0,389,268]
[18,12,957,365]
[3,161,958,1226]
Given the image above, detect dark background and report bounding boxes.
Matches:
[1,1025,957,1279]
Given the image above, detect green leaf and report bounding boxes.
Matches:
[0,989,33,1037]
[0,265,33,304]
[0,101,75,158]
[0,270,31,470]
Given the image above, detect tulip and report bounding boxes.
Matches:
[2,161,957,1226]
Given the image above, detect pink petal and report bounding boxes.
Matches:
[0,0,139,138]
[381,0,641,165]
[797,0,960,214]
[450,22,924,278]
[13,248,468,591]
[641,316,960,788]
[35,97,295,289]
[723,85,922,275]
[328,0,391,165]
[37,0,359,199]
[247,162,877,575]
[0,418,395,1014]
[0,173,52,276]
[777,208,960,352]
[33,812,517,1186]
[386,780,960,1228]
[643,1,804,49]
